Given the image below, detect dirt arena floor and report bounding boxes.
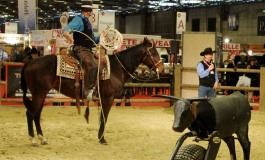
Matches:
[0,105,264,160]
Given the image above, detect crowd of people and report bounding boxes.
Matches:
[9,46,40,63]
[223,52,264,102]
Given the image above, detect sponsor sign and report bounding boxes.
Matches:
[98,11,115,33]
[5,22,18,34]
[30,30,52,46]
[228,14,238,29]
[5,64,65,98]
[123,38,171,47]
[90,4,99,31]
[52,29,71,47]
[18,0,36,34]
[0,33,24,44]
[222,43,240,51]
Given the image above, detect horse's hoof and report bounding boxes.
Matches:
[99,139,108,145]
[38,134,48,145]
[41,141,48,145]
[29,137,38,147]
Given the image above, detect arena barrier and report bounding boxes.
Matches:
[0,62,173,107]
[1,62,264,110]
[174,64,265,112]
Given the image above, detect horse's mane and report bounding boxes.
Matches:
[109,43,145,72]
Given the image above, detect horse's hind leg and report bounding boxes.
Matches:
[33,99,48,145]
[223,136,237,160]
[26,110,37,146]
[236,126,251,160]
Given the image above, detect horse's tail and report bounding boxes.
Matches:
[21,63,31,110]
[84,105,90,124]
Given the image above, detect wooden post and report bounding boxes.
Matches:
[174,64,181,97]
[259,67,265,112]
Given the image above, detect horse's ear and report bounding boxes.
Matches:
[143,37,148,43]
[143,37,152,46]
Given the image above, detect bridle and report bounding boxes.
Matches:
[114,40,163,82]
[142,42,163,75]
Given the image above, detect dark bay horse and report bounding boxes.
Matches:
[21,37,164,145]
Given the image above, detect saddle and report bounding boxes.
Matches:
[56,49,110,80]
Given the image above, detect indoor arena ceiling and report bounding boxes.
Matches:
[0,0,264,24]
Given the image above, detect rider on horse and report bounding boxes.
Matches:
[63,1,99,101]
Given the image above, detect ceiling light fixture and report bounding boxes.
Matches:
[181,0,201,4]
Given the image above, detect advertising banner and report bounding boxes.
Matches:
[5,22,18,34]
[90,4,99,31]
[18,0,36,34]
[5,63,65,98]
[98,11,115,33]
[222,43,240,51]
[52,29,71,47]
[257,16,265,36]
[6,64,22,98]
[123,38,171,48]
[30,30,52,47]
[0,33,24,44]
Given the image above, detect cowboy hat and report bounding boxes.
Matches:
[200,47,216,56]
[30,47,39,55]
[81,1,96,9]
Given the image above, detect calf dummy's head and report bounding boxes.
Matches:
[151,94,209,132]
[173,99,196,132]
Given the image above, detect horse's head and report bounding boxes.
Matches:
[140,37,164,74]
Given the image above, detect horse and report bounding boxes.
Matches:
[21,37,164,145]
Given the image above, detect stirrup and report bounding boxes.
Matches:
[86,88,99,101]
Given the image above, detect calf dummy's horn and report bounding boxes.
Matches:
[151,94,210,103]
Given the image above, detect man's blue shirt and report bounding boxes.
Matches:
[197,62,219,83]
[63,14,99,43]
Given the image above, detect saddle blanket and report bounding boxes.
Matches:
[56,54,110,80]
[56,55,84,79]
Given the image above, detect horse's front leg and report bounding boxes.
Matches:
[98,111,108,145]
[98,103,112,145]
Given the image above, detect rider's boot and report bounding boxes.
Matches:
[84,64,99,101]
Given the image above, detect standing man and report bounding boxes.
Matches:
[63,1,99,101]
[197,47,219,98]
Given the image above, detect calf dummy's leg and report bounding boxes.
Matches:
[204,131,221,160]
[236,126,251,160]
[223,136,236,160]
